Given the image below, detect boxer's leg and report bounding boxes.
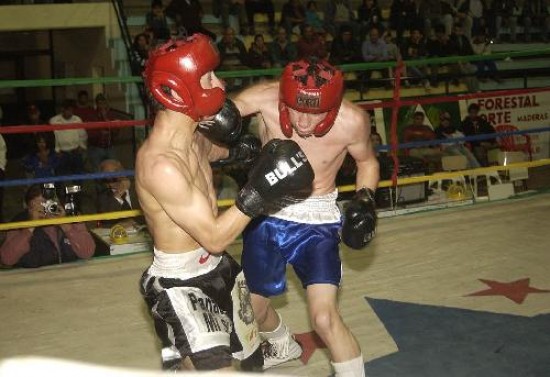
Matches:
[307,284,364,377]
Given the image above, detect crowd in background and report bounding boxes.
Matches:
[132,0,550,92]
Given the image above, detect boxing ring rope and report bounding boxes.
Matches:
[1,50,550,232]
[0,157,549,231]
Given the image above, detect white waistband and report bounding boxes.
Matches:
[148,247,222,280]
[270,190,341,224]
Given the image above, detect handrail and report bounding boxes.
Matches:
[2,47,550,88]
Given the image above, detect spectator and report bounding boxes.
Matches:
[247,34,273,68]
[305,1,324,33]
[436,111,480,168]
[495,0,518,43]
[0,184,95,268]
[165,0,216,40]
[401,28,431,89]
[49,99,87,177]
[449,22,480,92]
[357,0,384,38]
[296,24,328,59]
[131,33,151,74]
[0,116,5,223]
[87,93,120,172]
[245,0,276,35]
[460,103,497,166]
[440,0,458,35]
[146,0,171,41]
[19,103,43,158]
[390,0,416,44]
[97,159,140,228]
[426,23,453,86]
[73,90,96,122]
[520,0,545,43]
[423,0,443,38]
[218,27,249,70]
[456,0,485,39]
[329,25,362,65]
[269,27,298,67]
[281,0,306,35]
[22,132,59,179]
[402,111,442,164]
[361,27,391,85]
[218,27,249,90]
[324,0,358,37]
[214,0,248,35]
[370,131,383,157]
[471,30,500,82]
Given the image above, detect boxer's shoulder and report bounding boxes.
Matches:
[335,100,371,136]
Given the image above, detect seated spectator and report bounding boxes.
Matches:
[86,93,121,172]
[324,0,358,37]
[73,90,96,122]
[471,31,500,82]
[131,33,151,74]
[456,0,484,39]
[0,184,95,268]
[401,28,431,89]
[361,27,391,84]
[460,103,497,166]
[97,159,140,228]
[215,0,248,35]
[426,23,453,86]
[50,99,87,177]
[449,22,479,92]
[213,167,240,200]
[247,34,273,69]
[22,132,59,179]
[218,27,249,70]
[296,24,328,59]
[0,128,5,223]
[495,0,519,43]
[390,0,415,44]
[165,0,216,40]
[436,111,480,168]
[24,103,44,126]
[17,103,43,159]
[357,0,384,39]
[402,111,442,164]
[218,27,249,90]
[245,0,276,35]
[370,131,384,157]
[305,1,324,33]
[269,27,298,67]
[329,25,362,65]
[281,0,306,35]
[146,0,171,41]
[423,0,445,38]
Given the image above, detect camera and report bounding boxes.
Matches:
[42,183,61,215]
[64,185,81,216]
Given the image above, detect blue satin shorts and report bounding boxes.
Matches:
[242,216,342,297]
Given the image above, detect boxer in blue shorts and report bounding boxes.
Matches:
[234,59,380,376]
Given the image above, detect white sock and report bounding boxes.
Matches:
[260,313,286,341]
[331,355,365,377]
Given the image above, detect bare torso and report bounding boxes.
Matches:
[135,115,217,253]
[247,82,363,196]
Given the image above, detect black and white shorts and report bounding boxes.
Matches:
[140,248,260,371]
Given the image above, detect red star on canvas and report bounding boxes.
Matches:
[293,331,327,364]
[466,278,550,304]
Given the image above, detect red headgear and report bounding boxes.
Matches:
[143,34,225,121]
[279,59,344,138]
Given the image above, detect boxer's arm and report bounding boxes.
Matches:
[207,141,230,162]
[232,83,272,117]
[145,157,249,253]
[347,110,379,191]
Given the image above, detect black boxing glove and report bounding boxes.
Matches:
[212,134,261,167]
[236,139,314,218]
[341,188,377,250]
[197,99,242,145]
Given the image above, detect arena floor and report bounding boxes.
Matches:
[1,194,549,376]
